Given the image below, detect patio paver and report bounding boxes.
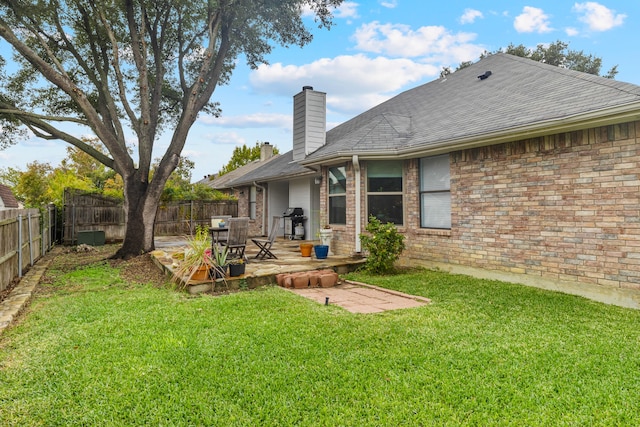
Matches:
[285,281,430,314]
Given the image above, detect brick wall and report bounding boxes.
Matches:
[403,121,640,291]
[320,121,640,291]
[232,186,264,237]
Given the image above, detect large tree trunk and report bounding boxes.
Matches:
[113,175,161,259]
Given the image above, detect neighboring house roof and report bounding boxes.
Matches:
[200,154,282,190]
[303,53,640,165]
[226,150,315,187]
[0,184,19,209]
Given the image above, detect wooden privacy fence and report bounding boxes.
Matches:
[0,207,55,292]
[155,200,238,235]
[62,189,238,244]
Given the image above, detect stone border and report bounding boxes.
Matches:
[0,250,56,335]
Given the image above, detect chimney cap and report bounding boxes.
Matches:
[302,85,313,91]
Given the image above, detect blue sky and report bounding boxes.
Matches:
[0,1,637,183]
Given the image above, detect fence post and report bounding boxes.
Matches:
[27,212,34,266]
[18,214,23,277]
[71,204,76,245]
[41,209,45,256]
[190,200,194,235]
[49,203,56,247]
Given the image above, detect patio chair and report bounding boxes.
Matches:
[221,217,249,261]
[251,216,281,259]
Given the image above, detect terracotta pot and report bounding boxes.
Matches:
[300,243,313,257]
[191,265,210,281]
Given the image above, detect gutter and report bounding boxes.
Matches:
[352,155,361,253]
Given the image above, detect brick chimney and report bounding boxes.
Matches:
[292,86,326,162]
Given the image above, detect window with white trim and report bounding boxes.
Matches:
[367,160,403,225]
[420,154,451,229]
[328,166,346,225]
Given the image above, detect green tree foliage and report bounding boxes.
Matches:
[152,156,231,202]
[12,161,54,208]
[0,0,342,257]
[0,153,232,208]
[444,40,618,79]
[490,40,617,78]
[0,160,93,208]
[218,142,279,176]
[62,138,120,192]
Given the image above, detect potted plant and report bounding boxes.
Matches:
[314,244,329,259]
[211,244,229,278]
[228,257,246,277]
[173,225,213,286]
[300,242,313,257]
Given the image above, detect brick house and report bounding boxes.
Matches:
[198,142,298,237]
[216,53,640,306]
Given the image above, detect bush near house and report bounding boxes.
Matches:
[360,215,406,274]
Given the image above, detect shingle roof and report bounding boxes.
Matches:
[201,154,282,190]
[0,184,19,208]
[225,150,315,187]
[303,53,640,163]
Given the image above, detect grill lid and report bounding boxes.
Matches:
[283,207,304,216]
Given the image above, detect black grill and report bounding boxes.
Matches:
[283,207,305,240]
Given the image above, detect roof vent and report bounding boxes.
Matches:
[477,71,492,80]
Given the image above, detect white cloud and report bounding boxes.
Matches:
[199,113,290,129]
[334,1,359,19]
[460,8,483,25]
[302,1,358,20]
[514,6,553,33]
[573,2,626,31]
[202,131,246,146]
[250,54,439,114]
[352,21,481,61]
[247,20,487,115]
[565,27,579,36]
[380,0,398,8]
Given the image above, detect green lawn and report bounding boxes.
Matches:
[1,254,639,426]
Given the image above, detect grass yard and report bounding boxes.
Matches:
[1,248,639,426]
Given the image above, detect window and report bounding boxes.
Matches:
[367,160,403,225]
[420,154,451,229]
[249,186,257,220]
[328,166,346,224]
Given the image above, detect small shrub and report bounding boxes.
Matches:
[359,215,405,274]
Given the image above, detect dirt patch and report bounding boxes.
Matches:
[36,244,170,291]
[113,253,171,287]
[0,277,20,304]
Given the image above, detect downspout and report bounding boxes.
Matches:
[253,181,267,236]
[352,155,361,253]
